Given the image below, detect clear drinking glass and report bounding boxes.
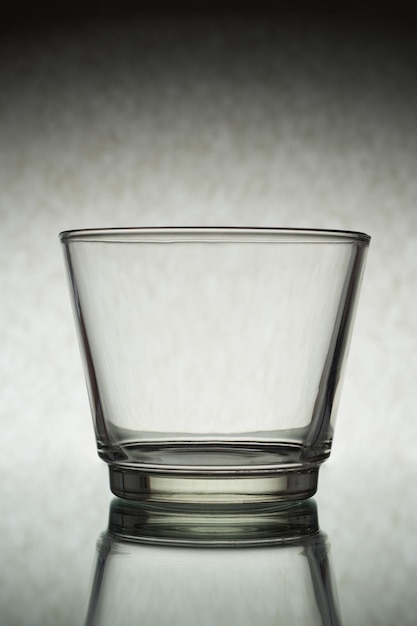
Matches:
[60,227,370,502]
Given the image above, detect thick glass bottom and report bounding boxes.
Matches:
[108,465,319,503]
[103,441,323,503]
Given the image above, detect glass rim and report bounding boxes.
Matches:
[59,226,371,244]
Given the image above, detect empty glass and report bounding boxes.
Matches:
[60,227,370,502]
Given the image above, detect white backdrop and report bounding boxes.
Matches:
[1,13,416,625]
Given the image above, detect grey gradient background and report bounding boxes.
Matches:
[1,7,416,625]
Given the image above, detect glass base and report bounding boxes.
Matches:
[108,465,319,503]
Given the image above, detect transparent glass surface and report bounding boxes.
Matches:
[3,484,416,626]
[85,499,341,626]
[60,228,370,501]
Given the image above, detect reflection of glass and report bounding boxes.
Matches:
[85,499,341,625]
[61,227,370,503]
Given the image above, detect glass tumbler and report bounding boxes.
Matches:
[60,227,370,502]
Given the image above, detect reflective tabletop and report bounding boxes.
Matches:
[1,459,416,626]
